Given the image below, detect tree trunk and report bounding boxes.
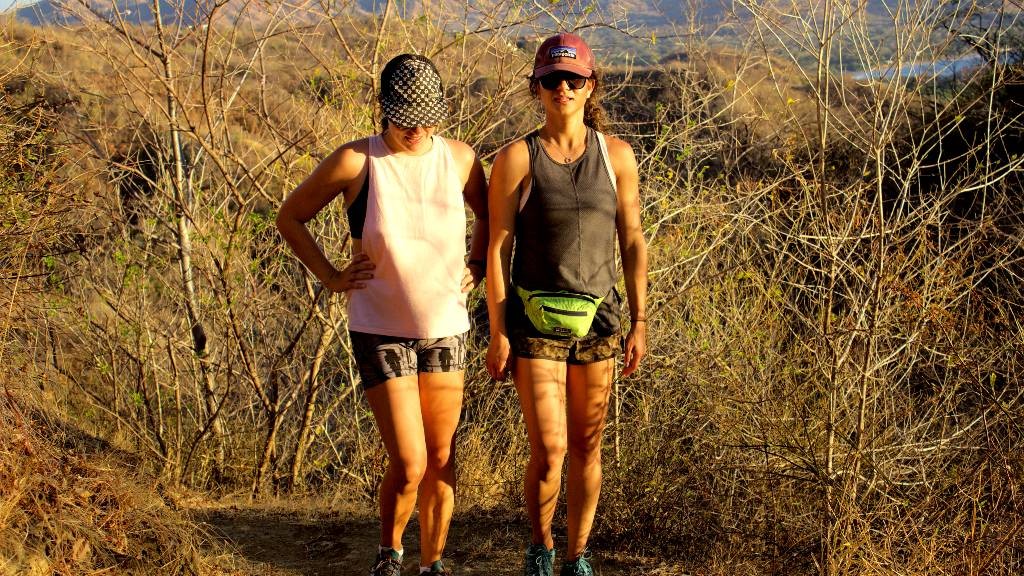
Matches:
[152,0,226,480]
[289,321,336,491]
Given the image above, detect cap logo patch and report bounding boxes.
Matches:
[549,46,577,59]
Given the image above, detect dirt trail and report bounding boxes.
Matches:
[193,503,687,575]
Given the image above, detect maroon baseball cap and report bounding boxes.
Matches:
[533,32,595,79]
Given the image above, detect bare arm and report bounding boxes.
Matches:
[609,136,648,377]
[447,138,489,292]
[275,140,375,292]
[485,140,529,380]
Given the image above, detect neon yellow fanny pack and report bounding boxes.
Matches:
[515,285,604,338]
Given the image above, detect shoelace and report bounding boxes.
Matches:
[567,550,593,576]
[528,547,553,576]
[371,556,402,576]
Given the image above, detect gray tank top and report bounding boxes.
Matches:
[512,128,621,331]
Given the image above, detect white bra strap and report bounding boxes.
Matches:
[596,131,617,193]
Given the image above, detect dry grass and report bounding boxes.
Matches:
[0,388,213,575]
[2,3,1024,574]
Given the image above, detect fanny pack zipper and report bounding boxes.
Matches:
[527,291,597,303]
[541,306,589,316]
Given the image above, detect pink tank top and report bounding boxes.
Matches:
[347,135,470,338]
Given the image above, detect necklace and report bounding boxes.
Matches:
[545,137,585,164]
[536,124,585,162]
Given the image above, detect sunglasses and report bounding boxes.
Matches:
[537,73,589,91]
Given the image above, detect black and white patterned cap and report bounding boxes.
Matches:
[380,56,447,127]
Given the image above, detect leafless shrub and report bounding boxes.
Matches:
[4,0,1023,572]
[586,1,1024,573]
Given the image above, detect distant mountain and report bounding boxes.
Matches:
[5,0,776,29]
[9,1,978,39]
[14,0,214,26]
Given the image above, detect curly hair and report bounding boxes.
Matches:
[529,69,608,133]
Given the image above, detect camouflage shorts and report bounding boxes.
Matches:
[349,331,467,389]
[510,327,622,364]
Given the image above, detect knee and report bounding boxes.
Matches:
[391,453,427,488]
[530,440,567,476]
[568,431,602,466]
[425,443,454,474]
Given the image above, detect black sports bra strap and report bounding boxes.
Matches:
[345,151,371,239]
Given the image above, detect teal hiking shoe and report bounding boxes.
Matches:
[559,549,594,576]
[369,548,403,576]
[524,543,556,576]
[425,559,452,575]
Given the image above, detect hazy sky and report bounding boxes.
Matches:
[1,1,20,13]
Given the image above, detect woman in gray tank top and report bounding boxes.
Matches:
[485,33,649,576]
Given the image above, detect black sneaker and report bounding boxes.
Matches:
[524,543,555,576]
[369,548,403,576]
[425,559,452,575]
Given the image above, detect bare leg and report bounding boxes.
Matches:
[514,357,568,549]
[366,376,426,552]
[417,371,464,565]
[565,359,614,559]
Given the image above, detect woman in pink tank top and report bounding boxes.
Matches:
[277,55,487,576]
